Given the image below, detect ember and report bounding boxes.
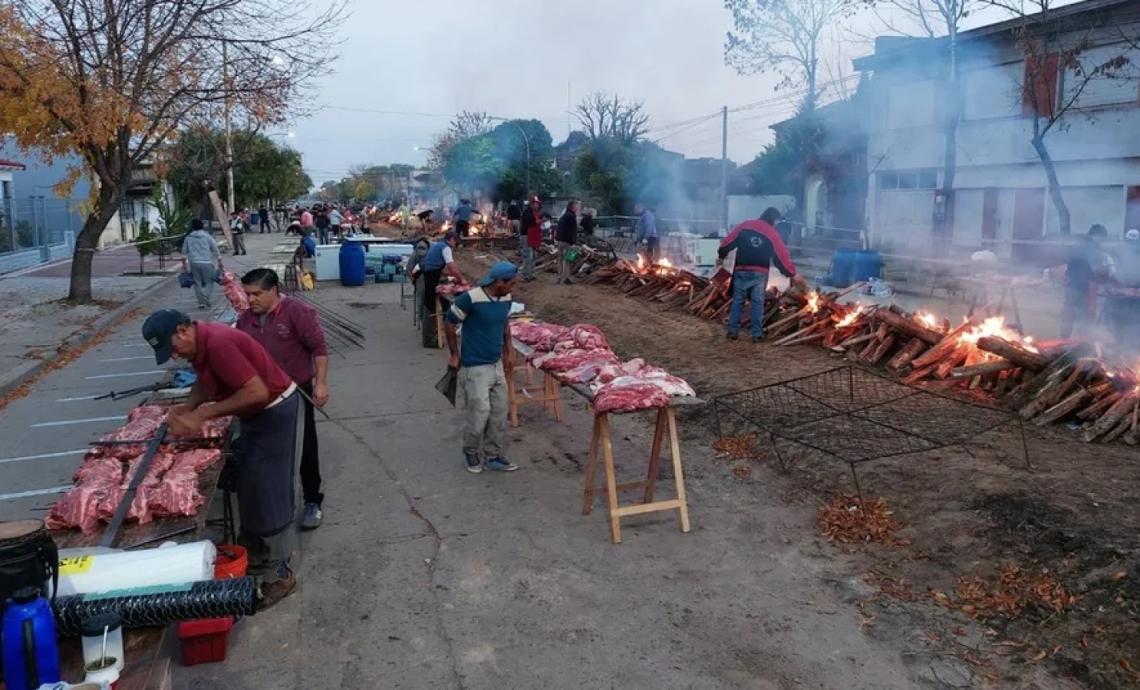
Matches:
[805,291,821,314]
[835,305,865,328]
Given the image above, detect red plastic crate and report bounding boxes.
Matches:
[178,616,234,666]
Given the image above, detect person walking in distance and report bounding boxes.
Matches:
[506,200,522,254]
[556,200,580,284]
[230,211,248,256]
[718,207,804,342]
[444,262,520,474]
[259,205,270,233]
[520,196,542,281]
[237,268,330,530]
[635,202,658,263]
[141,309,301,609]
[181,219,222,310]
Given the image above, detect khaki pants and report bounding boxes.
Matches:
[458,362,508,459]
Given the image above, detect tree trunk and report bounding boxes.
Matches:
[1031,135,1071,235]
[934,27,960,248]
[67,184,121,303]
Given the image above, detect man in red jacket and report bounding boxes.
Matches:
[717,207,805,342]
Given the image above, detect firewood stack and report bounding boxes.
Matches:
[766,288,1139,443]
[537,247,1140,443]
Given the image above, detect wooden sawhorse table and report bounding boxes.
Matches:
[582,406,691,544]
[506,355,563,427]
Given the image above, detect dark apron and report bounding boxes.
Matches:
[422,268,443,315]
[235,392,300,537]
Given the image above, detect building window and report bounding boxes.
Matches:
[879,170,938,191]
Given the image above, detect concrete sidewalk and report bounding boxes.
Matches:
[178,276,915,689]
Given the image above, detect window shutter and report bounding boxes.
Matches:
[1022,54,1059,118]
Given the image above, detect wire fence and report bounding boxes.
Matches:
[0,197,80,255]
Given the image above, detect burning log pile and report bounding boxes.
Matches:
[572,252,1140,444]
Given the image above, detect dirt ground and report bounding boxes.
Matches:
[424,230,1140,688]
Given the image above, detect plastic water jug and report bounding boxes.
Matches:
[3,587,61,690]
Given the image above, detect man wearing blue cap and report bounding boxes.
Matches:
[140,308,302,610]
[444,261,519,473]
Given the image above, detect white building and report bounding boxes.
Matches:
[855,0,1140,261]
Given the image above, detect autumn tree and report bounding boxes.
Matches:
[574,93,650,144]
[0,0,341,302]
[988,0,1137,234]
[724,0,855,112]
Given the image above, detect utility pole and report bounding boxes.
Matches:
[222,39,235,214]
[720,105,728,234]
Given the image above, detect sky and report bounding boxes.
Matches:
[290,0,1016,186]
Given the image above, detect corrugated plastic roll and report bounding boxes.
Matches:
[52,577,257,636]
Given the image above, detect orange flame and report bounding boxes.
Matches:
[915,311,940,330]
[835,305,865,328]
[636,255,646,272]
[958,316,1038,351]
[806,291,821,314]
[658,257,673,268]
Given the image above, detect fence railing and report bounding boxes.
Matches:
[0,197,79,256]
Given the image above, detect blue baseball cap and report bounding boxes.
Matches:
[478,261,519,287]
[141,309,190,364]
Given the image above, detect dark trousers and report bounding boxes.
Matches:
[456,219,470,238]
[644,237,659,263]
[422,268,443,314]
[299,381,323,506]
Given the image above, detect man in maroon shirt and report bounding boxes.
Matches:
[142,309,301,610]
[236,268,329,530]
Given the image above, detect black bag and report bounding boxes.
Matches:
[0,520,59,609]
[435,366,458,406]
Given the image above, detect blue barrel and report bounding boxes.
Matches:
[830,250,857,288]
[852,250,883,283]
[3,588,61,690]
[339,241,366,287]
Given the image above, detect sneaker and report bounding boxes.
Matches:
[726,332,739,341]
[484,457,519,472]
[300,502,322,530]
[256,569,297,611]
[464,452,483,474]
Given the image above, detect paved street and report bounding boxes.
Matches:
[2,234,917,688]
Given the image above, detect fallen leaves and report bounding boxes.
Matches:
[712,433,760,460]
[818,494,909,546]
[929,563,1077,621]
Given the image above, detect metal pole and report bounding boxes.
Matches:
[720,105,728,233]
[510,121,531,196]
[223,40,235,214]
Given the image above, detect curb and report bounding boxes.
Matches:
[0,272,179,400]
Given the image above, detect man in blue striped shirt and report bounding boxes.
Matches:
[444,262,519,474]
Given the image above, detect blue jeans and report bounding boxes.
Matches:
[727,270,768,338]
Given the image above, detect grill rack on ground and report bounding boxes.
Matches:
[712,366,1030,496]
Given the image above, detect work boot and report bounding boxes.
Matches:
[300,502,322,530]
[257,569,297,611]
